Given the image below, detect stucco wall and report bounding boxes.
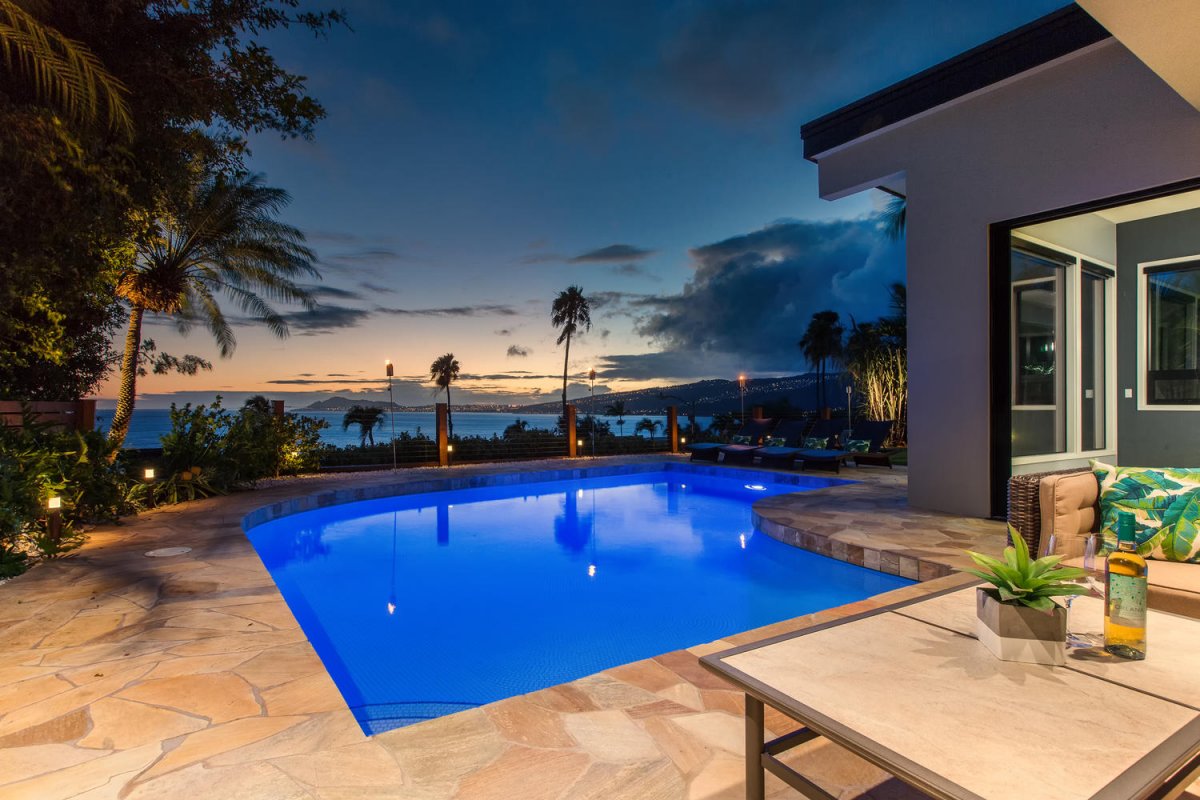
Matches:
[813,41,1200,516]
[1115,208,1200,465]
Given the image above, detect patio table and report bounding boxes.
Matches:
[701,584,1200,800]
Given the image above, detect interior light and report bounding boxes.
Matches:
[447,444,454,453]
[576,489,584,499]
[577,439,583,447]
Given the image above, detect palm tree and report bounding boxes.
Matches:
[551,286,591,419]
[798,310,844,413]
[604,401,628,437]
[635,417,661,441]
[106,173,317,450]
[430,353,460,438]
[881,194,906,241]
[342,406,384,446]
[0,0,132,135]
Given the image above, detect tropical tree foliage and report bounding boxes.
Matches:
[430,353,460,438]
[798,310,844,411]
[551,286,591,419]
[0,1,343,401]
[342,406,384,447]
[846,283,907,445]
[0,0,132,134]
[604,401,628,437]
[106,173,317,450]
[881,194,906,241]
[635,417,661,440]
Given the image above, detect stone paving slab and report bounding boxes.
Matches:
[3,456,1181,799]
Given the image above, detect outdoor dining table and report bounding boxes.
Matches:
[701,583,1200,800]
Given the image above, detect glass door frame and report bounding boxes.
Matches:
[1009,232,1117,469]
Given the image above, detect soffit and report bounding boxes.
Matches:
[1077,0,1200,112]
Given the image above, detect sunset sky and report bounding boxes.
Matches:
[99,0,1063,409]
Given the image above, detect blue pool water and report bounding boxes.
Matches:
[246,469,911,734]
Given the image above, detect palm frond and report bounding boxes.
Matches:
[0,0,132,136]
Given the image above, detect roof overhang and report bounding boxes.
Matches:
[1076,0,1200,112]
[800,5,1111,163]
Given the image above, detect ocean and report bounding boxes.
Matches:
[93,408,703,449]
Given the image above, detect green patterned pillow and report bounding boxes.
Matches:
[730,434,752,445]
[844,439,871,453]
[1092,460,1200,563]
[804,436,828,449]
[762,436,786,447]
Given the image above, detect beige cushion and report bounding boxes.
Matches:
[1039,470,1100,557]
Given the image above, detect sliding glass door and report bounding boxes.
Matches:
[1010,236,1114,464]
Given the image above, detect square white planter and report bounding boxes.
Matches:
[975,587,1067,666]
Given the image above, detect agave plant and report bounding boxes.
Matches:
[963,527,1092,613]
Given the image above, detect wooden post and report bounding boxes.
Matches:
[667,406,679,453]
[566,404,578,457]
[436,403,449,466]
[271,400,285,418]
[75,399,96,432]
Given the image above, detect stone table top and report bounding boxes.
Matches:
[703,586,1200,800]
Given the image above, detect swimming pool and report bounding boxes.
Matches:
[246,466,912,734]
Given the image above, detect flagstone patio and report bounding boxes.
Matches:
[0,457,1017,799]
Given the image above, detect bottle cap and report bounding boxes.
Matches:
[1116,510,1136,543]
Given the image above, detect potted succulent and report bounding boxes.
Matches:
[963,528,1092,666]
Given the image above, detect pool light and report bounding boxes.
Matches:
[739,534,747,549]
[744,484,767,491]
[587,564,596,577]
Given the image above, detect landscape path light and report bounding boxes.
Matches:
[46,496,62,547]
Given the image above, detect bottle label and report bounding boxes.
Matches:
[1108,574,1147,628]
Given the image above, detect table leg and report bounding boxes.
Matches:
[745,693,765,800]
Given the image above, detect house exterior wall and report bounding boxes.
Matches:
[1115,208,1200,465]
[811,40,1200,516]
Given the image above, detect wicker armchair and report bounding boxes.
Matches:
[1006,467,1092,556]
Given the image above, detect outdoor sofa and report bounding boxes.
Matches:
[1008,468,1200,619]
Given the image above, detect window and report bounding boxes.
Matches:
[1146,260,1200,405]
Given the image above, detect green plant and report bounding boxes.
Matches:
[963,527,1091,612]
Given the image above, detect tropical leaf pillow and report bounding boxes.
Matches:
[730,435,752,445]
[1092,460,1200,563]
[762,436,786,447]
[845,439,871,453]
[804,437,829,449]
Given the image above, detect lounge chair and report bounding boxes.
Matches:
[843,420,896,468]
[794,419,854,473]
[716,418,777,464]
[751,420,813,469]
[687,418,773,462]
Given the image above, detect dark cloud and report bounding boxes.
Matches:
[507,345,530,357]
[267,377,384,385]
[301,284,364,301]
[606,216,902,377]
[358,281,397,295]
[377,304,518,317]
[494,328,513,336]
[283,305,374,335]
[570,244,655,263]
[588,290,649,310]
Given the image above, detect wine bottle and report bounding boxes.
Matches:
[1104,511,1147,660]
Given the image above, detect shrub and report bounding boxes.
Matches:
[0,412,140,571]
[151,397,328,503]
